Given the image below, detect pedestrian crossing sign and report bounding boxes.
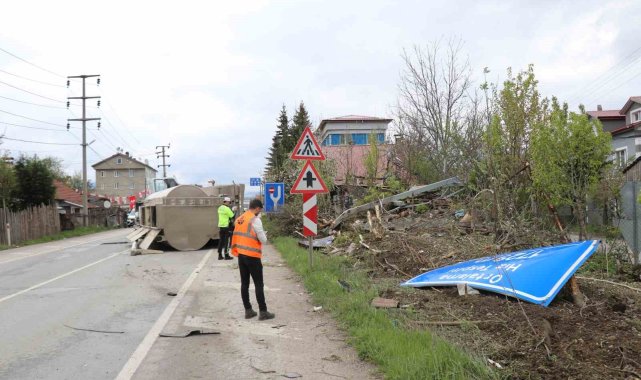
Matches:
[290,126,325,160]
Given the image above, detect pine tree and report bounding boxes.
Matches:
[265,105,290,180]
[287,101,311,152]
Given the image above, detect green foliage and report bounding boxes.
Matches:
[272,236,496,380]
[12,155,56,210]
[0,159,16,206]
[415,204,429,214]
[481,65,549,227]
[364,133,380,186]
[289,101,311,148]
[266,105,290,181]
[530,99,612,236]
[359,175,407,205]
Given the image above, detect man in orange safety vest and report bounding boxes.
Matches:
[231,198,275,320]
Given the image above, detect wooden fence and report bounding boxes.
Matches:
[0,205,61,246]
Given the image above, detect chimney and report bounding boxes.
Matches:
[125,151,130,157]
[597,105,603,111]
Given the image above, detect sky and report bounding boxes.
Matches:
[0,0,639,189]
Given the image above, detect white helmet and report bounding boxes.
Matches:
[223,197,231,202]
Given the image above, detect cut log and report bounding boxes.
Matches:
[371,297,399,308]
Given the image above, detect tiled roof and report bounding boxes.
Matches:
[610,121,641,136]
[54,180,83,204]
[586,110,625,118]
[620,96,641,115]
[92,152,157,171]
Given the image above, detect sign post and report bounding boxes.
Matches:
[289,125,327,268]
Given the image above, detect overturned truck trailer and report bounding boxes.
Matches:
[127,183,246,251]
[128,185,220,251]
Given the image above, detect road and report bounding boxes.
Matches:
[0,229,207,380]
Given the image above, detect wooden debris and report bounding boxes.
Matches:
[371,297,399,308]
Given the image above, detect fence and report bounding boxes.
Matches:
[616,181,641,265]
[0,204,61,246]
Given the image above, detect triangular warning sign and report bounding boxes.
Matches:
[291,160,329,194]
[290,126,325,160]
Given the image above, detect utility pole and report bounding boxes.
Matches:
[155,143,171,178]
[68,74,101,227]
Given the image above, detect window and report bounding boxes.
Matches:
[116,157,123,164]
[351,133,368,145]
[100,171,106,177]
[377,133,385,144]
[129,169,134,177]
[114,170,119,177]
[100,184,105,190]
[634,110,641,122]
[615,148,627,168]
[114,182,119,189]
[322,136,329,146]
[329,134,346,145]
[129,183,135,190]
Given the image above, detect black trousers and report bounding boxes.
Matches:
[218,226,230,255]
[238,254,267,311]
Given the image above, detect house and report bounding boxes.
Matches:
[317,115,392,186]
[92,152,157,202]
[588,97,641,168]
[54,180,98,229]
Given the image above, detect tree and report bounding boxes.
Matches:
[265,105,290,180]
[482,65,548,226]
[530,101,612,239]
[288,101,311,151]
[41,156,66,180]
[364,132,380,186]
[0,159,16,211]
[12,155,56,210]
[395,38,485,182]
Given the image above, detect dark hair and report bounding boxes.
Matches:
[249,199,263,209]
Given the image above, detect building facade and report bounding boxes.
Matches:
[92,153,157,198]
[590,97,641,168]
[317,115,392,186]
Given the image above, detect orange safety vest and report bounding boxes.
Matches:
[231,210,262,258]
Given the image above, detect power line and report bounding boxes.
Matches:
[0,79,66,103]
[0,108,66,126]
[0,120,87,131]
[0,94,66,109]
[0,46,65,78]
[0,68,64,87]
[0,136,78,145]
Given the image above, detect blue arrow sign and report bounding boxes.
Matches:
[250,177,261,187]
[264,182,285,212]
[402,240,600,307]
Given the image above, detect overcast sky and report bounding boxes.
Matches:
[0,0,639,189]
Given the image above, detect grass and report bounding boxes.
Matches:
[0,226,112,251]
[271,236,498,380]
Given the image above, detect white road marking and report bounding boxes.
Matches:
[0,231,127,265]
[0,250,126,304]
[115,249,214,380]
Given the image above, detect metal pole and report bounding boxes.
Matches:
[308,235,313,268]
[635,182,639,264]
[81,76,88,227]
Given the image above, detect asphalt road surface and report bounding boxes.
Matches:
[0,229,207,380]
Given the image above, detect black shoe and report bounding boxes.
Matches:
[218,254,223,260]
[224,255,233,260]
[258,311,275,320]
[245,309,257,319]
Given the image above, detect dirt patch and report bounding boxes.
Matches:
[331,200,641,379]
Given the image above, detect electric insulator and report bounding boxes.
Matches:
[66,80,70,87]
[97,78,100,85]
[97,100,101,107]
[97,122,101,129]
[66,123,70,130]
[66,101,70,108]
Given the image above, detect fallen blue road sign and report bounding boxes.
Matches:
[264,182,285,212]
[250,177,261,187]
[401,240,600,307]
